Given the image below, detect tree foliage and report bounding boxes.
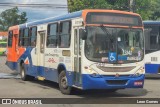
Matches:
[68,0,160,20]
[0,7,27,31]
[149,0,160,20]
[68,0,112,13]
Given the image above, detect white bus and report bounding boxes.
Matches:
[6,9,145,94]
[144,21,160,74]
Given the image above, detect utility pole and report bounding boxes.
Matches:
[67,0,69,13]
[129,0,136,12]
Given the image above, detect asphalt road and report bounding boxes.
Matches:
[0,56,160,107]
[0,77,159,98]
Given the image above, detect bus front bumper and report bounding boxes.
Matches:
[82,74,145,90]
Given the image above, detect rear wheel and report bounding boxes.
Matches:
[20,63,30,81]
[59,70,72,95]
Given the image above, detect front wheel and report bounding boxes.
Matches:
[59,70,72,95]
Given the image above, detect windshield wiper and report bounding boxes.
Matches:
[100,25,118,64]
[100,24,114,42]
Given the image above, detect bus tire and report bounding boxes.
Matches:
[20,63,29,81]
[59,70,72,95]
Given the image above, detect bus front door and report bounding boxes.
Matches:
[74,28,82,86]
[37,31,45,79]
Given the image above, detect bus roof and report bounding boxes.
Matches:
[19,10,82,29]
[143,21,160,25]
[13,9,141,29]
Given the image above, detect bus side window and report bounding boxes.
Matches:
[19,29,23,46]
[47,23,58,48]
[8,31,13,47]
[74,29,78,55]
[59,21,71,48]
[30,27,37,47]
[19,28,29,47]
[150,26,159,49]
[23,28,29,46]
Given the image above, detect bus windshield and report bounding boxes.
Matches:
[0,42,7,48]
[85,26,144,63]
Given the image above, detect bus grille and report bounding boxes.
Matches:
[97,66,136,72]
[106,80,128,85]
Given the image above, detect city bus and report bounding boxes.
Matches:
[6,9,145,94]
[0,41,7,56]
[143,21,160,74]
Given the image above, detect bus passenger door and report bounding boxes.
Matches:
[74,28,82,86]
[36,30,46,77]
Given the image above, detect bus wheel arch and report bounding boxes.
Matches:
[20,60,24,67]
[57,64,66,76]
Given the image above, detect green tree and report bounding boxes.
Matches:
[68,0,160,20]
[68,0,111,13]
[0,7,27,31]
[107,0,129,11]
[107,0,156,20]
[134,0,156,20]
[149,0,160,20]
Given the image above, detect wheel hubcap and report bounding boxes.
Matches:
[21,69,24,78]
[61,76,68,89]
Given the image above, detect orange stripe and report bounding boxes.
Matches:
[86,24,143,29]
[25,59,29,65]
[82,9,141,16]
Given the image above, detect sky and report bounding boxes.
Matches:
[0,0,68,22]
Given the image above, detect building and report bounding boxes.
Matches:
[0,32,8,40]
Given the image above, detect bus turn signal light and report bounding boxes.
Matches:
[134,81,143,86]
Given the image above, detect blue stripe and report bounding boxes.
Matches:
[23,63,145,90]
[18,47,33,65]
[145,64,160,74]
[6,61,17,70]
[82,74,144,90]
[25,64,59,82]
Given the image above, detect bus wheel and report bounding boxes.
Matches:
[20,63,29,81]
[59,70,72,95]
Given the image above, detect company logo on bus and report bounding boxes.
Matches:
[115,73,119,77]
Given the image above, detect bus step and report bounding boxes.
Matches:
[37,76,45,81]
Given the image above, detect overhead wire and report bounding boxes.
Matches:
[0,3,68,9]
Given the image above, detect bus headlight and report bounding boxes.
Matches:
[133,67,145,77]
[90,73,101,78]
[134,72,140,77]
[87,68,101,78]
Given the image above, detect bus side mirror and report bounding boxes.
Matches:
[79,29,87,40]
